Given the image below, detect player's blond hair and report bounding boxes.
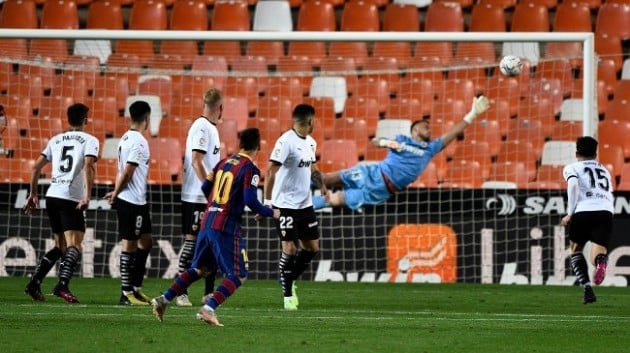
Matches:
[203,88,222,111]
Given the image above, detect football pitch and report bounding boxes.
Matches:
[1,277,629,353]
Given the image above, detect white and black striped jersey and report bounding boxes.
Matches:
[116,130,150,205]
[43,130,99,202]
[563,160,614,213]
[181,117,221,204]
[269,129,317,209]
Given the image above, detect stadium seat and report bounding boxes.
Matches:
[302,96,336,139]
[11,136,48,160]
[2,158,36,183]
[202,42,241,62]
[536,164,564,185]
[255,96,294,130]
[86,95,120,138]
[101,138,121,160]
[520,0,557,8]
[191,55,228,90]
[95,158,118,184]
[7,74,42,112]
[73,40,111,65]
[464,119,502,157]
[424,2,464,32]
[382,3,420,31]
[408,161,439,188]
[125,95,163,137]
[550,121,582,142]
[158,116,191,141]
[342,96,380,134]
[129,0,168,30]
[341,1,380,31]
[0,95,33,120]
[469,3,506,32]
[452,141,492,170]
[309,76,347,115]
[623,59,630,79]
[148,159,176,185]
[0,0,38,28]
[375,119,411,139]
[318,57,358,96]
[511,3,549,32]
[230,55,269,94]
[591,59,617,97]
[617,163,630,191]
[496,140,537,181]
[442,160,487,188]
[51,75,88,102]
[365,144,388,161]
[540,141,576,166]
[247,117,283,144]
[86,0,123,29]
[287,41,327,68]
[212,1,250,30]
[487,161,529,187]
[170,0,208,30]
[502,42,540,66]
[596,3,630,40]
[599,119,630,159]
[406,56,444,92]
[562,0,599,9]
[41,0,78,29]
[544,43,583,69]
[571,79,607,115]
[297,0,336,31]
[478,0,516,8]
[148,137,183,177]
[29,40,69,62]
[225,77,259,114]
[136,75,173,118]
[331,117,369,158]
[505,118,545,155]
[558,99,583,121]
[536,60,574,96]
[221,97,249,132]
[527,79,563,118]
[217,119,239,156]
[253,0,293,31]
[553,2,592,32]
[328,42,368,68]
[436,79,474,108]
[276,55,315,95]
[485,76,518,117]
[64,55,100,91]
[397,77,433,116]
[595,33,624,72]
[356,76,390,114]
[604,99,629,121]
[413,42,454,67]
[28,117,63,139]
[372,42,412,69]
[430,98,467,126]
[246,42,285,66]
[319,139,359,173]
[362,56,401,95]
[600,143,624,179]
[93,74,130,113]
[265,77,303,103]
[613,80,630,100]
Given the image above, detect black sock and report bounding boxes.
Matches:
[32,247,63,284]
[279,252,296,297]
[120,251,135,293]
[570,253,590,287]
[133,248,150,289]
[205,270,216,295]
[595,253,608,266]
[58,246,81,288]
[293,250,318,280]
[178,239,196,273]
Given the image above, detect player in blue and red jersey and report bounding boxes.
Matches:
[150,128,280,326]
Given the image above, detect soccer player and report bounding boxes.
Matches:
[104,101,154,306]
[23,103,99,303]
[151,128,280,326]
[312,96,490,211]
[561,136,614,304]
[177,88,223,307]
[263,104,327,310]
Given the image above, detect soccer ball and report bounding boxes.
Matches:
[499,55,523,76]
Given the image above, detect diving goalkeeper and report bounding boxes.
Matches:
[312,95,490,211]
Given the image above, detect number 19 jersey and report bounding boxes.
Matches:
[43,130,100,202]
[562,160,614,213]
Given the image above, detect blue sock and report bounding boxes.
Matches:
[312,195,330,210]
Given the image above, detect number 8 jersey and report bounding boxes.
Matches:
[562,160,614,213]
[43,130,100,202]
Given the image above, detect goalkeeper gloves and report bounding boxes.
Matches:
[463,95,490,124]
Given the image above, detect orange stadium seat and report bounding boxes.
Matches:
[435,0,473,8]
[536,165,564,185]
[2,158,36,183]
[562,0,599,9]
[329,42,368,68]
[397,76,433,116]
[265,77,303,103]
[41,0,78,29]
[319,56,358,95]
[407,56,444,92]
[212,1,250,30]
[372,42,412,70]
[1,95,33,120]
[319,139,359,173]
[365,144,387,161]
[221,97,249,132]
[28,117,64,138]
[158,116,191,141]
[137,75,173,117]
[332,118,369,159]
[408,161,439,188]
[544,42,583,69]
[496,140,537,181]
[225,77,259,114]
[64,55,100,92]
[94,158,118,184]
[342,96,380,134]
[86,96,120,138]
[287,41,327,68]
[247,42,285,66]
[442,160,487,188]
[511,3,549,32]
[276,55,315,95]
[385,96,423,121]
[600,143,624,180]
[478,0,517,8]
[8,74,42,112]
[571,79,608,115]
[297,0,336,31]
[617,164,630,191]
[107,52,142,93]
[596,3,630,40]
[550,121,582,142]
[553,2,592,32]
[191,55,228,89]
[129,0,168,30]
[148,137,183,176]
[604,99,630,121]
[536,59,574,96]
[382,3,420,32]
[613,80,630,100]
[38,96,74,120]
[255,96,294,130]
[148,159,175,185]
[599,120,630,159]
[595,33,624,72]
[87,0,123,29]
[217,119,239,156]
[247,117,283,143]
[10,136,48,160]
[436,79,474,108]
[520,0,557,8]
[505,118,546,156]
[355,76,389,114]
[452,141,493,169]
[29,39,69,62]
[414,42,454,67]
[51,75,88,102]
[230,55,269,94]
[302,96,336,140]
[464,119,502,157]
[469,4,506,32]
[0,0,38,28]
[485,76,519,117]
[340,1,380,31]
[170,0,208,30]
[527,79,563,117]
[431,98,467,125]
[202,40,241,62]
[362,56,400,95]
[487,161,530,187]
[425,2,464,32]
[93,74,130,112]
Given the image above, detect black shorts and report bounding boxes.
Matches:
[273,206,319,242]
[568,210,613,248]
[181,201,206,236]
[46,197,85,234]
[114,198,152,240]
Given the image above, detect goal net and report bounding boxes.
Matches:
[3,29,624,286]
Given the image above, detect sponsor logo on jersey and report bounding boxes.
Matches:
[213,146,220,154]
[298,160,312,168]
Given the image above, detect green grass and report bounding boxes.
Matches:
[1,277,629,353]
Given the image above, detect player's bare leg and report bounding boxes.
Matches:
[590,242,608,285]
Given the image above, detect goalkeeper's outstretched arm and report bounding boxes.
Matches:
[440,96,490,148]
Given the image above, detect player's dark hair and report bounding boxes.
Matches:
[67,103,89,126]
[410,119,429,132]
[240,128,261,151]
[576,136,598,158]
[129,101,151,123]
[292,104,315,124]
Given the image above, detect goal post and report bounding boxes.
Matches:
[3,28,624,287]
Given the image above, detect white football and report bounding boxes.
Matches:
[499,55,523,76]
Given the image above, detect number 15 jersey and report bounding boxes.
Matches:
[562,160,614,213]
[43,130,100,202]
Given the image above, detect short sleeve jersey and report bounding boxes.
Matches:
[182,117,221,204]
[562,160,614,214]
[269,130,317,209]
[117,130,150,205]
[379,135,443,189]
[43,131,100,202]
